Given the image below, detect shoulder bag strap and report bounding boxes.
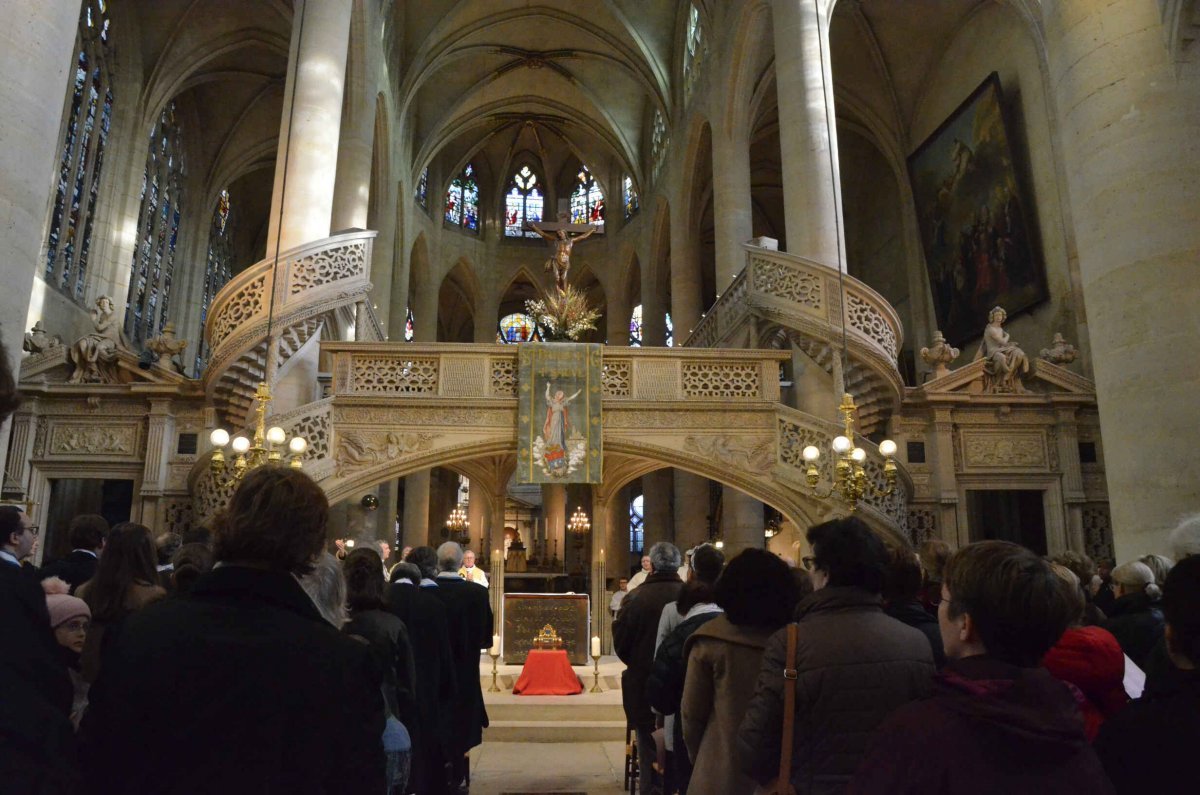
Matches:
[777,623,799,792]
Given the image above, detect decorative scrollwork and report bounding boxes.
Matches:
[681,362,760,398]
[490,356,517,397]
[751,258,822,309]
[209,274,266,349]
[287,242,369,295]
[350,356,439,394]
[845,293,898,359]
[602,359,631,397]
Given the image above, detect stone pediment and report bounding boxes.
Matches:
[917,358,1095,400]
[18,346,194,387]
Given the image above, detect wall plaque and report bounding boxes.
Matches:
[502,593,590,665]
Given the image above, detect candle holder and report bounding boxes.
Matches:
[590,651,603,693]
[488,649,502,693]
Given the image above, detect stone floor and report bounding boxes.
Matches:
[468,740,628,795]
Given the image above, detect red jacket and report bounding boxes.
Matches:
[1043,625,1128,740]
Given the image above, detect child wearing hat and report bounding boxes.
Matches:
[43,576,91,728]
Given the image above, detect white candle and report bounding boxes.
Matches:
[490,634,500,656]
[591,636,601,658]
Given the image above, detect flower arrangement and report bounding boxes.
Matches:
[525,285,601,342]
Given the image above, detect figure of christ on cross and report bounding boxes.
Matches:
[528,211,597,293]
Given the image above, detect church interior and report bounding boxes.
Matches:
[2,0,1198,792]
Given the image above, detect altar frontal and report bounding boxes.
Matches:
[517,342,602,483]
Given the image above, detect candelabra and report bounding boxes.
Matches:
[568,506,590,550]
[209,381,308,481]
[445,505,469,544]
[800,393,897,511]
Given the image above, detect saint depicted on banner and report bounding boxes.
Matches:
[518,343,602,483]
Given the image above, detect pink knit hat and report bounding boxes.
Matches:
[42,577,90,628]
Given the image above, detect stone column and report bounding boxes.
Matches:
[542,483,566,566]
[722,487,764,557]
[712,124,753,289]
[673,471,709,551]
[642,470,674,548]
[266,0,353,256]
[467,478,487,553]
[670,200,703,341]
[770,0,845,267]
[0,0,80,485]
[402,470,431,549]
[1043,0,1200,558]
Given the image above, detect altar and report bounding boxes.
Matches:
[502,593,590,665]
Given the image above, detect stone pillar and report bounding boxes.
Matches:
[402,470,431,548]
[770,0,845,267]
[670,203,703,339]
[266,0,353,257]
[642,470,674,548]
[722,487,764,557]
[542,483,566,566]
[930,408,962,546]
[673,471,709,551]
[467,478,487,553]
[0,0,80,485]
[640,262,667,347]
[1043,0,1200,558]
[712,124,753,289]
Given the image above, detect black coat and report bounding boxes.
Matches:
[1102,592,1165,669]
[345,608,418,725]
[614,571,684,729]
[79,565,385,794]
[39,550,98,593]
[1094,666,1200,794]
[429,575,493,754]
[0,559,76,792]
[885,599,947,668]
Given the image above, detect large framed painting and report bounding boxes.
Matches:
[907,72,1046,346]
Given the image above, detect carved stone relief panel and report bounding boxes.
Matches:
[47,423,141,458]
[334,431,442,477]
[682,434,775,474]
[907,506,938,546]
[960,431,1048,470]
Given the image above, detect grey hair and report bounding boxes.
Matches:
[1111,560,1162,601]
[1169,514,1200,561]
[437,541,464,572]
[299,552,348,627]
[1139,554,1175,587]
[648,541,682,574]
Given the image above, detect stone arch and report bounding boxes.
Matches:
[722,1,773,139]
[437,258,481,342]
[407,233,432,340]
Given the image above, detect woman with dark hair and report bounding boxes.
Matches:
[343,548,418,794]
[169,542,213,597]
[76,521,165,682]
[681,548,798,795]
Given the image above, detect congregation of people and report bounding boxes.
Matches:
[616,516,1200,795]
[0,465,494,795]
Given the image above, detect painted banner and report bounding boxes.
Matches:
[517,342,602,484]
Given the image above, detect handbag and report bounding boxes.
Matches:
[763,623,799,795]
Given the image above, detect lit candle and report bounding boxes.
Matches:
[490,634,500,656]
[591,636,601,658]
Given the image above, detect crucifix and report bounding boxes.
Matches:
[527,208,597,293]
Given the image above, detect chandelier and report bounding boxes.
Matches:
[209,381,308,480]
[445,504,469,543]
[568,506,590,539]
[800,393,898,510]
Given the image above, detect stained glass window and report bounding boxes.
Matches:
[415,167,428,209]
[570,165,605,231]
[504,166,544,238]
[405,307,415,342]
[683,3,705,103]
[444,163,479,232]
[629,304,643,347]
[630,493,644,554]
[666,312,674,347]
[195,189,233,375]
[124,102,185,348]
[497,312,541,344]
[651,110,668,179]
[44,0,114,304]
[623,175,639,220]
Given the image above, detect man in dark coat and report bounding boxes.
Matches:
[614,541,684,794]
[1095,554,1200,794]
[0,505,77,793]
[430,541,493,792]
[849,541,1113,794]
[38,514,107,593]
[79,467,385,794]
[388,560,458,795]
[883,546,946,667]
[739,518,934,793]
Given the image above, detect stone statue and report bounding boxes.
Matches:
[146,321,188,371]
[973,306,1029,393]
[23,321,61,354]
[920,330,960,378]
[68,296,129,384]
[1040,332,1078,365]
[530,212,597,293]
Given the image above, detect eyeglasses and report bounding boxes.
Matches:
[25,525,38,537]
[801,556,815,571]
[60,618,89,633]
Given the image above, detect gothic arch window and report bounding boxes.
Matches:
[415,167,428,209]
[497,312,541,343]
[44,0,114,303]
[195,189,233,375]
[405,307,415,342]
[630,493,644,554]
[570,165,605,230]
[444,163,479,233]
[629,305,674,347]
[124,102,185,347]
[504,165,544,238]
[651,110,668,180]
[623,175,639,220]
[683,3,705,103]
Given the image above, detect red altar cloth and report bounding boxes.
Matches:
[512,649,583,696]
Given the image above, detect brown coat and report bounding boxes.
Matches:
[77,579,166,682]
[681,615,775,795]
